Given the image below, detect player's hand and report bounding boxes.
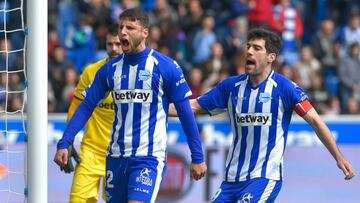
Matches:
[337,158,356,180]
[190,162,207,181]
[60,144,81,173]
[54,144,81,173]
[54,147,68,168]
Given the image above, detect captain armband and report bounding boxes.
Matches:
[294,99,313,117]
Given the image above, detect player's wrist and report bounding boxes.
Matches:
[191,156,204,164]
[56,139,71,150]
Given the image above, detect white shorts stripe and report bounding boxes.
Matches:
[258,179,276,203]
[150,158,165,203]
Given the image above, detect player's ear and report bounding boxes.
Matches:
[268,53,276,63]
[143,27,149,38]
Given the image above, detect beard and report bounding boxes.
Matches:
[246,60,269,76]
[131,36,144,52]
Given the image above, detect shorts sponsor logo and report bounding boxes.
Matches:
[236,113,272,126]
[134,187,150,194]
[113,89,152,103]
[136,168,153,186]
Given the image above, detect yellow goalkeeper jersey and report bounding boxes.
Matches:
[67,58,113,156]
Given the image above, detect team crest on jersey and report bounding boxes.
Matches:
[259,92,271,103]
[136,168,153,186]
[139,70,151,81]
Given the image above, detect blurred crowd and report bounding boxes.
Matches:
[0,0,26,114]
[46,0,360,115]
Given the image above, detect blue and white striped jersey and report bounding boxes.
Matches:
[83,47,192,161]
[198,70,307,181]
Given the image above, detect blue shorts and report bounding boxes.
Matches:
[105,156,166,203]
[211,178,282,203]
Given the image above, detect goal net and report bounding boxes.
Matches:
[0,0,27,202]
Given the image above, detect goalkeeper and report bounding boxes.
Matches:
[59,23,122,203]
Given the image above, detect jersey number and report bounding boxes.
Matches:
[106,170,114,188]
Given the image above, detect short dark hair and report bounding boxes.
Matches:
[108,23,119,36]
[247,28,282,55]
[119,8,149,28]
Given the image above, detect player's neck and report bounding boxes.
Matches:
[132,43,146,54]
[249,67,272,87]
[124,47,150,62]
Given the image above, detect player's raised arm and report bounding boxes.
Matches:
[295,99,356,180]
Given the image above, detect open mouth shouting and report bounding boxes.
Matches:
[245,58,256,69]
[121,38,130,52]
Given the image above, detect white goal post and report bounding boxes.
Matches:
[27,0,47,202]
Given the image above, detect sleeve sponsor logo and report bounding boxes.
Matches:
[113,89,153,103]
[236,113,272,126]
[176,78,186,86]
[82,82,93,97]
[81,90,87,98]
[176,74,186,86]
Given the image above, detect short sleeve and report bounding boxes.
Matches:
[282,81,308,111]
[162,60,192,103]
[197,78,232,116]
